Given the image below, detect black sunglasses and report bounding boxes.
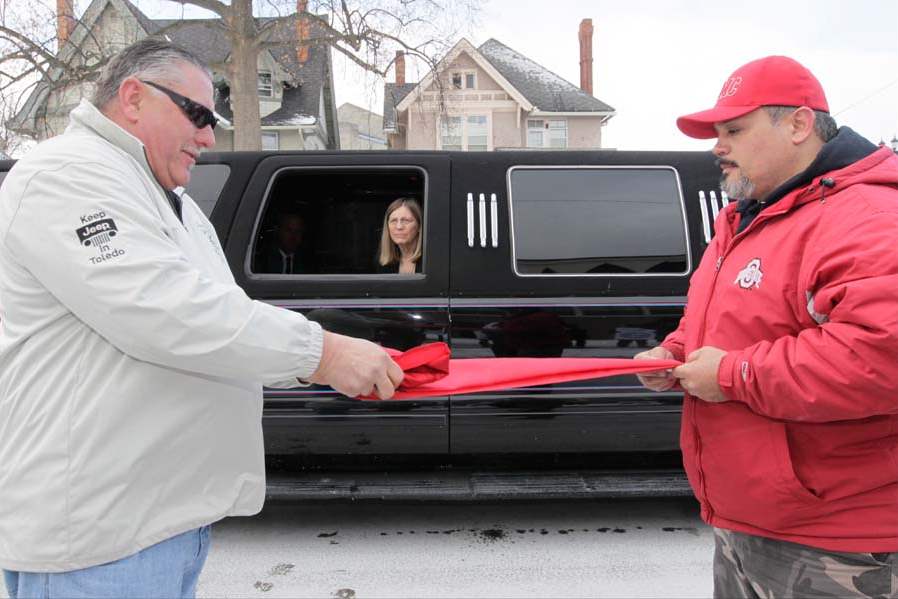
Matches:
[141,80,218,130]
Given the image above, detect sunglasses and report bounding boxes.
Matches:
[141,80,218,130]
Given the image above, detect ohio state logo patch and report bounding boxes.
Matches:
[734,258,763,289]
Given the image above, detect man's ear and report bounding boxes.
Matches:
[117,77,144,124]
[789,106,816,144]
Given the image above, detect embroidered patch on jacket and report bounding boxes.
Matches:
[734,258,763,290]
[76,210,126,264]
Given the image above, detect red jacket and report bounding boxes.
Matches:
[664,145,898,552]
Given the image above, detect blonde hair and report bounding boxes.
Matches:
[378,197,423,267]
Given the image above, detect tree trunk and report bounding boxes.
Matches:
[226,0,262,151]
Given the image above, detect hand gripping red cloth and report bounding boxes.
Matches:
[360,342,681,400]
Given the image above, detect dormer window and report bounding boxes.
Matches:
[257,71,273,97]
[451,71,476,90]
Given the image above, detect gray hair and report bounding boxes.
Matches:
[92,38,211,109]
[764,105,838,143]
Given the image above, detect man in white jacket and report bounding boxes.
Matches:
[0,38,402,598]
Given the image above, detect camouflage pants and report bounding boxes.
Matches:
[713,528,898,598]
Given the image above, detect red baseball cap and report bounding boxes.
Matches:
[676,56,829,139]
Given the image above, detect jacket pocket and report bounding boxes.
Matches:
[679,399,704,502]
[699,413,822,532]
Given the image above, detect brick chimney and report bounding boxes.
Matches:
[57,0,74,46]
[394,51,405,86]
[578,18,593,96]
[296,0,310,64]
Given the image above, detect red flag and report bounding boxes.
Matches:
[360,342,680,400]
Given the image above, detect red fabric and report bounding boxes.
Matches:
[360,342,679,400]
[662,147,898,552]
[676,56,828,139]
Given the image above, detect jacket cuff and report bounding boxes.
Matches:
[661,343,685,363]
[296,320,324,379]
[717,350,742,403]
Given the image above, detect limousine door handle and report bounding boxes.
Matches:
[467,193,475,247]
[698,190,731,244]
[467,192,498,249]
[478,193,487,248]
[698,190,712,243]
[490,193,498,248]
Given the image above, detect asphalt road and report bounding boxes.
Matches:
[196,496,714,598]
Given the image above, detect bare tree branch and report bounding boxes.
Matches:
[1,0,479,150]
[0,24,67,70]
[167,0,229,19]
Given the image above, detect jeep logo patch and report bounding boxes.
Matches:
[76,212,127,265]
[76,218,118,247]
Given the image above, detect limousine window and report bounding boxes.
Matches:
[183,164,231,217]
[509,167,689,275]
[251,167,425,275]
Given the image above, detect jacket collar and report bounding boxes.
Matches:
[759,127,878,209]
[728,129,885,237]
[66,99,161,189]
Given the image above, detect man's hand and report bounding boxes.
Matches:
[672,346,728,403]
[634,346,677,392]
[309,331,405,399]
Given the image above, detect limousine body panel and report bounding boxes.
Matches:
[443,151,717,458]
[0,150,722,491]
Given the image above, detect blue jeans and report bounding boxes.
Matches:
[3,526,211,599]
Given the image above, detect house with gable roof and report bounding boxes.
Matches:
[9,0,338,151]
[383,19,615,150]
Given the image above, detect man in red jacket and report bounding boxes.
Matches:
[637,55,898,598]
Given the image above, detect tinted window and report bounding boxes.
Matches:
[251,168,425,276]
[184,164,231,217]
[509,167,688,275]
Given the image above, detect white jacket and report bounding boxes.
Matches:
[0,100,323,571]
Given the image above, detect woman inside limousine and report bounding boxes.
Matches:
[377,197,423,274]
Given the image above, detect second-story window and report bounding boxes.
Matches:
[258,71,273,97]
[440,117,463,149]
[527,119,544,147]
[440,115,489,150]
[527,119,568,148]
[261,131,279,150]
[548,120,568,148]
[467,115,488,150]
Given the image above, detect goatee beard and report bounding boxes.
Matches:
[721,173,755,200]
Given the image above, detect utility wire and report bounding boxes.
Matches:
[832,79,898,117]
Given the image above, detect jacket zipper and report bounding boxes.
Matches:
[689,243,731,521]
[689,210,760,521]
[691,186,818,522]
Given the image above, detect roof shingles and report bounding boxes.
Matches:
[383,37,615,132]
[478,39,614,113]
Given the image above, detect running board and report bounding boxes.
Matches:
[266,470,691,501]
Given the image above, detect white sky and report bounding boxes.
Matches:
[132,0,898,151]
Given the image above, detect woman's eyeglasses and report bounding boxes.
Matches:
[141,80,218,130]
[389,217,416,227]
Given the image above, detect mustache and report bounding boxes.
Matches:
[715,158,738,169]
